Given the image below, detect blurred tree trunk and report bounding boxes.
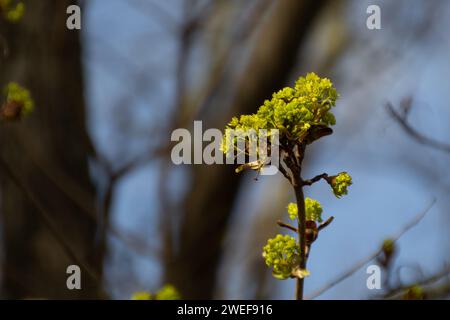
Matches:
[0,1,103,298]
[165,0,328,299]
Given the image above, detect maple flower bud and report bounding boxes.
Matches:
[1,82,34,121]
[329,172,352,198]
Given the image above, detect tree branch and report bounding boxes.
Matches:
[302,173,329,186]
[386,102,450,153]
[294,182,306,300]
[0,156,107,298]
[318,216,334,231]
[277,220,298,232]
[307,199,436,299]
[381,265,450,299]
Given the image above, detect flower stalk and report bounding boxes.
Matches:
[222,73,353,300]
[294,183,306,300]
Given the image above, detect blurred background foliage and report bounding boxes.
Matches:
[0,0,449,299]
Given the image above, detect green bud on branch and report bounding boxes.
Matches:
[1,82,34,121]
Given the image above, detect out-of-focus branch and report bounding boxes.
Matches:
[192,0,272,120]
[0,32,8,57]
[424,282,450,299]
[386,101,450,153]
[307,199,436,299]
[158,0,208,274]
[0,156,106,297]
[14,133,162,260]
[127,0,178,34]
[381,265,450,299]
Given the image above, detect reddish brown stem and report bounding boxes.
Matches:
[294,183,306,300]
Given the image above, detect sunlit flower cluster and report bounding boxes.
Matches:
[222,72,338,154]
[262,234,300,280]
[330,172,352,198]
[287,197,323,222]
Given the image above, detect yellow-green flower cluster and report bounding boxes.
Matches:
[220,115,274,157]
[131,291,152,300]
[382,238,395,255]
[0,0,25,23]
[223,73,338,152]
[262,234,300,280]
[3,82,34,116]
[287,197,323,222]
[131,284,180,300]
[305,198,323,222]
[287,203,298,220]
[155,284,181,300]
[403,285,424,300]
[330,172,352,198]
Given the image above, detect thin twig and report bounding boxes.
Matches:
[307,198,436,299]
[127,0,178,34]
[387,102,450,153]
[302,173,329,186]
[318,216,334,231]
[277,220,298,232]
[0,32,9,58]
[15,136,161,260]
[382,264,450,299]
[0,156,108,298]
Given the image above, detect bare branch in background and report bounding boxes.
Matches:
[127,0,179,34]
[387,100,450,153]
[381,264,450,299]
[0,156,107,298]
[307,199,436,299]
[13,133,161,261]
